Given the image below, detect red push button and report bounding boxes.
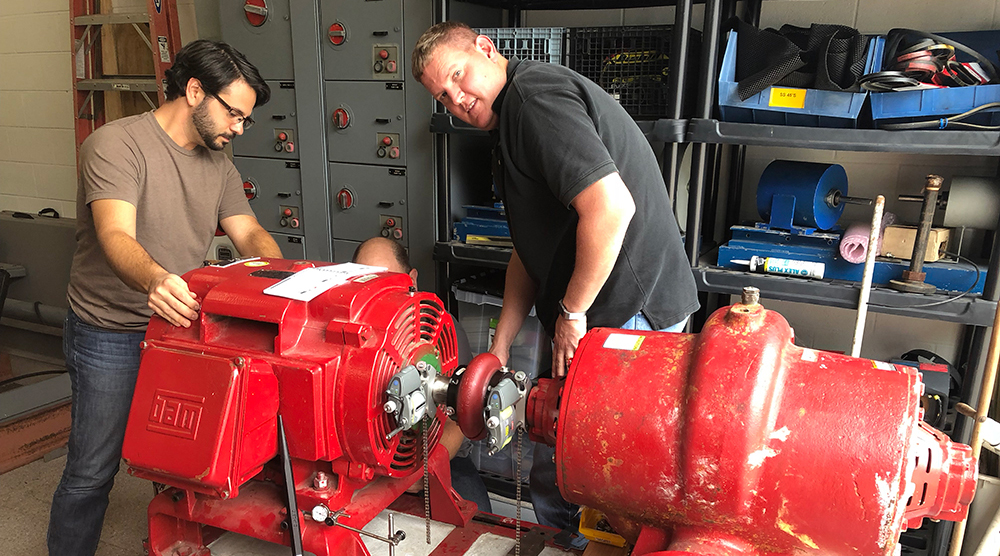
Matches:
[282,208,293,217]
[379,49,389,60]
[277,132,287,141]
[332,108,350,129]
[381,136,392,146]
[385,218,395,227]
[328,22,347,46]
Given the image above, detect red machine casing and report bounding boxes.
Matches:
[122,259,473,555]
[542,301,977,556]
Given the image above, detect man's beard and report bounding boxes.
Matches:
[192,100,234,151]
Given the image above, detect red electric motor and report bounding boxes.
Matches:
[122,259,474,556]
[458,289,979,556]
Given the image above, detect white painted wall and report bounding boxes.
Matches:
[0,0,994,363]
[0,0,197,217]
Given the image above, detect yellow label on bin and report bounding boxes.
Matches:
[768,87,807,109]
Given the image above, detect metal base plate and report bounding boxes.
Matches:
[889,279,937,294]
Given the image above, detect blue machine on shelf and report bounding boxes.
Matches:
[453,204,512,247]
[717,160,985,294]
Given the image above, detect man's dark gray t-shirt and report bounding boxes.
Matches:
[490,59,699,335]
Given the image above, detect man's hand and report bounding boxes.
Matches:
[488,343,510,367]
[147,272,200,328]
[552,314,587,378]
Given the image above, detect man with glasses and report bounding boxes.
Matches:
[49,40,281,556]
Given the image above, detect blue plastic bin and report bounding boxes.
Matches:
[717,31,875,128]
[869,35,1000,127]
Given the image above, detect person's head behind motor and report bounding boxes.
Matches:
[352,237,418,286]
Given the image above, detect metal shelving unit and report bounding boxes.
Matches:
[687,118,1000,155]
[431,112,689,142]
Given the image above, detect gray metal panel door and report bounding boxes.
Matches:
[329,162,407,245]
[325,81,406,166]
[272,233,306,259]
[333,239,360,264]
[233,156,304,236]
[219,0,294,81]
[320,0,403,81]
[232,81,299,160]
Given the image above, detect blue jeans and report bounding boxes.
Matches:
[450,456,493,513]
[48,309,145,556]
[529,311,688,531]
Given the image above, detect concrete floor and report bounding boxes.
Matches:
[0,455,150,556]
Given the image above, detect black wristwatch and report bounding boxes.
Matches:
[559,299,586,321]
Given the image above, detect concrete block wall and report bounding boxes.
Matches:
[0,0,197,218]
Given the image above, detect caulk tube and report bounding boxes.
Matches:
[748,255,825,279]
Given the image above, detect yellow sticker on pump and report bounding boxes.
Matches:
[768,87,807,109]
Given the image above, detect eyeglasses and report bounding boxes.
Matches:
[210,92,255,130]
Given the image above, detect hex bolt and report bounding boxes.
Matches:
[415,361,427,371]
[514,371,526,382]
[313,471,329,490]
[741,286,760,306]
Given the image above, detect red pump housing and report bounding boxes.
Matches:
[122,259,474,556]
[516,297,977,556]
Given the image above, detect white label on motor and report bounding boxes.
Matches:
[263,263,386,301]
[603,333,645,351]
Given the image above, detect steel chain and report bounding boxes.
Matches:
[423,413,431,544]
[515,426,523,556]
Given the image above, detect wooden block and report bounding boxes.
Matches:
[0,402,71,474]
[880,226,950,262]
[100,0,158,122]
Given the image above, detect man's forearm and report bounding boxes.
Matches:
[99,229,170,294]
[235,226,283,258]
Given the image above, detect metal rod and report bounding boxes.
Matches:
[278,416,305,556]
[725,144,746,230]
[948,291,1000,556]
[851,195,885,357]
[909,175,944,276]
[664,0,692,217]
[685,0,723,265]
[388,513,395,556]
[666,0,692,122]
[325,517,403,546]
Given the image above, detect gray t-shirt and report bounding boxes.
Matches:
[67,111,254,331]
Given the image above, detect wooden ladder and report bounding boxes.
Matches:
[70,0,183,151]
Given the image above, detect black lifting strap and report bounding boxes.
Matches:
[731,18,871,101]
